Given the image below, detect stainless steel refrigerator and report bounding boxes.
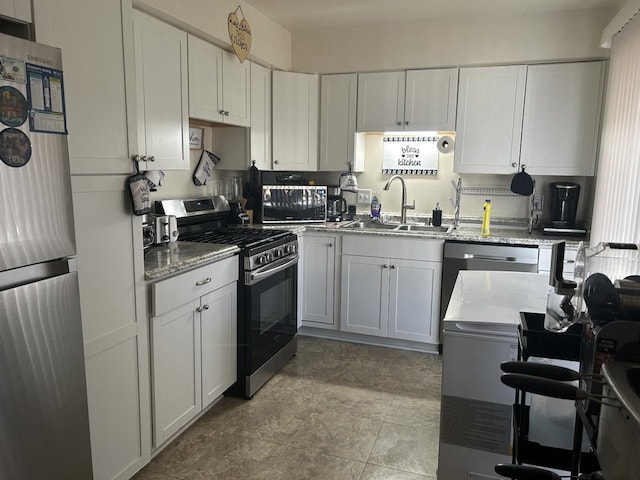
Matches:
[0,32,93,478]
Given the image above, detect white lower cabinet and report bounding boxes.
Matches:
[340,235,443,345]
[150,256,238,448]
[299,233,340,329]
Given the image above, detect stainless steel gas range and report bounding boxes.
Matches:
[156,197,298,398]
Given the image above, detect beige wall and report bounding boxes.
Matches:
[292,8,615,73]
[134,0,291,70]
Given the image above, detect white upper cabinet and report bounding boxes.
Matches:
[405,69,458,131]
[454,62,605,176]
[520,61,605,176]
[187,35,250,127]
[133,10,189,171]
[454,65,527,174]
[250,62,272,170]
[272,70,319,171]
[357,69,458,132]
[0,0,31,22]
[357,71,405,132]
[319,74,359,172]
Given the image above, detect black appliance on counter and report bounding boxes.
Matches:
[156,196,298,398]
[327,185,348,222]
[261,185,327,223]
[543,182,587,236]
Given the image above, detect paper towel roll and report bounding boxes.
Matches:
[437,135,454,154]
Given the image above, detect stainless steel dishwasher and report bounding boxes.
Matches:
[439,241,540,338]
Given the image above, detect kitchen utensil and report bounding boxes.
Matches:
[510,165,534,196]
[339,162,358,192]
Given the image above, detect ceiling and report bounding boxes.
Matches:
[244,0,625,32]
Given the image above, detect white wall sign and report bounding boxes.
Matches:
[189,127,203,149]
[382,136,439,175]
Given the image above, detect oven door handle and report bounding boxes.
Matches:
[246,254,299,286]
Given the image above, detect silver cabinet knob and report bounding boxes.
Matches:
[219,109,225,115]
[511,162,518,168]
[396,121,402,126]
[203,304,209,310]
[390,265,396,269]
[225,111,230,116]
[147,156,155,162]
[383,264,389,269]
[405,121,409,125]
[132,154,141,162]
[274,160,280,165]
[328,243,333,247]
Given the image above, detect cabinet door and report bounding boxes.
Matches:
[405,69,458,131]
[133,11,189,171]
[222,50,251,127]
[272,71,319,171]
[301,235,336,327]
[454,65,526,174]
[319,74,357,172]
[151,300,201,447]
[201,282,237,408]
[0,0,30,22]
[188,34,224,123]
[520,62,604,176]
[388,258,442,344]
[340,255,389,337]
[33,0,133,175]
[357,71,405,132]
[250,62,272,170]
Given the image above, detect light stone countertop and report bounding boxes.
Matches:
[443,270,549,329]
[144,241,240,282]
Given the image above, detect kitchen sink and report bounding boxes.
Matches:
[340,221,399,230]
[395,224,453,233]
[340,221,453,234]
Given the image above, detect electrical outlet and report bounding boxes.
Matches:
[357,189,372,205]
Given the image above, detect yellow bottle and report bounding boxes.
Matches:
[481,199,492,236]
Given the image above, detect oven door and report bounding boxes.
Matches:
[244,255,298,374]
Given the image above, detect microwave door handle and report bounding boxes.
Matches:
[246,254,299,286]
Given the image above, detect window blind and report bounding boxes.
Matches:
[590,11,640,245]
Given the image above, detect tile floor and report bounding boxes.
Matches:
[133,336,442,480]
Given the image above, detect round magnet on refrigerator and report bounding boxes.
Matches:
[0,86,28,127]
[0,127,32,167]
[437,135,454,154]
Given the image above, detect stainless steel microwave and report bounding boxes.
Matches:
[261,185,327,223]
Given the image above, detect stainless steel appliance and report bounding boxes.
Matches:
[327,185,347,222]
[0,33,92,478]
[543,182,587,236]
[156,197,298,398]
[440,241,539,345]
[261,185,327,223]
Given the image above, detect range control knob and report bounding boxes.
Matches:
[264,252,274,263]
[285,244,297,254]
[256,255,268,266]
[274,248,284,258]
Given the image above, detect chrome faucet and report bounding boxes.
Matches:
[383,175,415,224]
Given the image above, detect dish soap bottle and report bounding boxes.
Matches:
[432,203,442,227]
[481,199,492,236]
[370,193,381,219]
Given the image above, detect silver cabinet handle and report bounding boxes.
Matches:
[196,277,212,286]
[147,156,155,162]
[405,121,409,125]
[274,160,280,164]
[390,265,396,269]
[383,264,389,269]
[196,304,210,313]
[132,154,141,162]
[512,162,518,168]
[225,111,230,116]
[328,243,333,247]
[396,121,402,126]
[203,304,209,310]
[463,253,517,262]
[219,109,225,115]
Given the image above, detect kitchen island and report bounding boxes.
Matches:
[438,270,550,480]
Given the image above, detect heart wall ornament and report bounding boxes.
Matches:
[228,5,252,63]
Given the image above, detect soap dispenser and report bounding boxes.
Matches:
[432,203,442,226]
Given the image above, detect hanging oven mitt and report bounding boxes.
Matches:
[127,173,151,215]
[193,150,219,186]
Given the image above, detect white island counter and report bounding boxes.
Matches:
[438,271,550,480]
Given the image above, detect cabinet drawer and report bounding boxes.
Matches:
[342,234,443,262]
[152,256,238,316]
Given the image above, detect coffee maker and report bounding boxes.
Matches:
[542,182,587,236]
[327,185,347,222]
